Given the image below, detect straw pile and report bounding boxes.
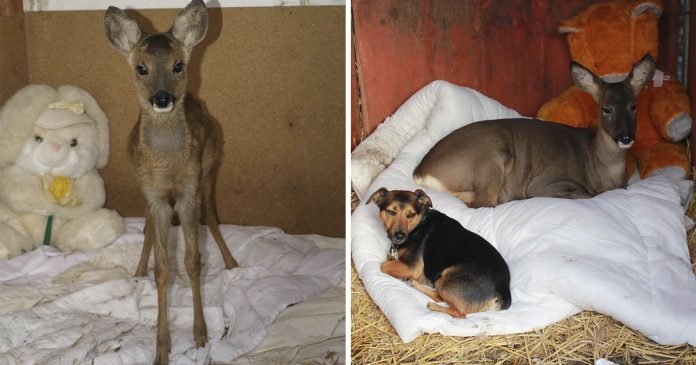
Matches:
[350,175,696,364]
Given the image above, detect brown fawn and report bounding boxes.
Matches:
[104,0,238,363]
[414,54,656,207]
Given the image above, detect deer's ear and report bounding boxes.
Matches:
[626,53,656,96]
[104,6,142,54]
[170,0,208,50]
[570,61,603,102]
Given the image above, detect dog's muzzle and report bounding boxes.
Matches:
[390,231,406,245]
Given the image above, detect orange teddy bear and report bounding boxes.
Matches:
[537,0,692,180]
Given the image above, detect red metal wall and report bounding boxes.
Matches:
[352,0,684,149]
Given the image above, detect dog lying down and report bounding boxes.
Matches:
[368,188,511,318]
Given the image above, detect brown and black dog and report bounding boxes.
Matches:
[369,187,511,318]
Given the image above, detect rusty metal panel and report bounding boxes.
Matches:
[353,0,683,146]
[0,0,22,16]
[690,0,696,169]
[352,33,361,149]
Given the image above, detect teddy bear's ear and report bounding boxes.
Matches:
[631,1,662,19]
[0,85,57,168]
[56,86,110,169]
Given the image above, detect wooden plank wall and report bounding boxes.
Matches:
[1,6,345,237]
[0,0,27,103]
[352,0,685,150]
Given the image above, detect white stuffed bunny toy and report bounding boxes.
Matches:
[0,85,124,259]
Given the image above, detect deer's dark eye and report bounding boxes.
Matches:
[629,104,637,112]
[35,135,43,143]
[136,64,148,76]
[70,138,78,147]
[602,106,613,114]
[173,61,183,74]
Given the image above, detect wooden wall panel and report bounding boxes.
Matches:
[23,7,345,237]
[352,0,684,146]
[0,0,27,104]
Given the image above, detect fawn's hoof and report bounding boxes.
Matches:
[154,333,170,365]
[194,322,208,348]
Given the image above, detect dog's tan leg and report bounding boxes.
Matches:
[149,196,173,365]
[135,219,153,277]
[380,260,414,279]
[410,280,442,302]
[176,190,208,348]
[426,302,467,318]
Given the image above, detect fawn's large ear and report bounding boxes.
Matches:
[104,6,142,54]
[414,189,432,209]
[170,0,208,50]
[626,53,656,96]
[570,61,604,102]
[368,187,389,206]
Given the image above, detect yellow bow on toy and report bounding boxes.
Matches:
[40,175,82,206]
[48,101,85,114]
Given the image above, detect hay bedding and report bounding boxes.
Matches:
[350,81,696,363]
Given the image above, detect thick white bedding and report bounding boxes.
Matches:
[351,80,696,345]
[0,218,345,364]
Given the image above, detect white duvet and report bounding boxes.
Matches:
[0,218,344,364]
[351,80,696,345]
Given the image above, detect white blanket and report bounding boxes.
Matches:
[0,218,344,364]
[351,80,696,345]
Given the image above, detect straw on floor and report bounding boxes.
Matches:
[350,178,696,365]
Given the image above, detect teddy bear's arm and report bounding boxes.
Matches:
[52,171,107,219]
[647,78,692,142]
[0,165,57,216]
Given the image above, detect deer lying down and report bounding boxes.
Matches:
[414,54,656,208]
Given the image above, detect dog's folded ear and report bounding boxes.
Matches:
[415,189,432,209]
[368,187,389,206]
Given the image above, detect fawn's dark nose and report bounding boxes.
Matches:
[151,91,174,108]
[616,131,634,147]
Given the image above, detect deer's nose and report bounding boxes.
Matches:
[151,91,174,108]
[616,131,634,148]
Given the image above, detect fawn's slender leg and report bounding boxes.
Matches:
[203,173,237,269]
[149,196,173,365]
[176,187,208,347]
[135,219,154,277]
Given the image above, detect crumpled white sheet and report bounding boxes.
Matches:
[351,80,696,345]
[0,218,344,364]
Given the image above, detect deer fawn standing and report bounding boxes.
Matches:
[104,0,238,363]
[414,54,656,207]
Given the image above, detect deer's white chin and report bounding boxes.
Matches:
[618,141,634,149]
[153,104,174,113]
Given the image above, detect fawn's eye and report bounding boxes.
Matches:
[173,61,183,73]
[70,138,78,147]
[35,135,43,143]
[136,64,149,76]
